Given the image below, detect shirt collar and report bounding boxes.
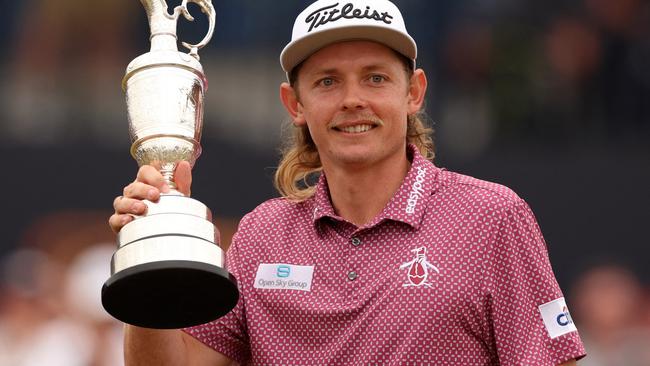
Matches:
[310,144,438,230]
[312,173,338,223]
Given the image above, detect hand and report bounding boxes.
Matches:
[108,161,193,233]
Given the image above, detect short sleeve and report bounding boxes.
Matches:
[483,199,586,365]
[183,213,254,364]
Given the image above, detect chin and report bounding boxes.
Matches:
[337,155,372,166]
[330,147,380,167]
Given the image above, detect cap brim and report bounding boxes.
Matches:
[280,25,417,73]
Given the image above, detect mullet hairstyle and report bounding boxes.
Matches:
[274,52,435,202]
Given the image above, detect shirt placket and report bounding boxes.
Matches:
[327,222,364,299]
[345,227,370,302]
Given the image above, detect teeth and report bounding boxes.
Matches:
[339,124,373,133]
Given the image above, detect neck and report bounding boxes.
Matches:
[323,150,411,226]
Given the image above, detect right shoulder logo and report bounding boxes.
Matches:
[538,297,578,339]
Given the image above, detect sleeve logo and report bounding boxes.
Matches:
[538,297,578,339]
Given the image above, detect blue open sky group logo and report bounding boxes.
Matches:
[276,265,291,278]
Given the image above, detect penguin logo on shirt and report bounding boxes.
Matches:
[400,247,439,288]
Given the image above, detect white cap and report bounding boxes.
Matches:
[280,0,417,74]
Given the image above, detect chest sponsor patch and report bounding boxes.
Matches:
[254,263,314,291]
[538,297,578,339]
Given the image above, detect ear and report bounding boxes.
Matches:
[407,69,427,115]
[280,82,306,126]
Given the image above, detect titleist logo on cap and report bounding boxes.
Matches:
[305,2,394,32]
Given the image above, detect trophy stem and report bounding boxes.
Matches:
[160,162,177,190]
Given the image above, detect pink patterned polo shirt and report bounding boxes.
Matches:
[185,144,586,365]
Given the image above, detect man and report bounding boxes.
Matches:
[109,0,586,364]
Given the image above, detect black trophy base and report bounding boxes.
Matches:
[101,260,238,329]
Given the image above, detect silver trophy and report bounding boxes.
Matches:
[102,0,238,329]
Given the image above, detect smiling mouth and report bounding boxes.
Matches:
[334,124,376,133]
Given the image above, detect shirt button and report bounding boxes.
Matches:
[351,237,361,246]
[347,271,358,281]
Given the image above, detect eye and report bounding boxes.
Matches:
[370,74,386,83]
[318,77,335,87]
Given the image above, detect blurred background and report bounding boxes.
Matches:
[1,0,649,364]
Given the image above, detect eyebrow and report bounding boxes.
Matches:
[314,68,339,76]
[312,63,393,76]
[361,64,392,72]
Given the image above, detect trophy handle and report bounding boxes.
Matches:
[176,0,216,60]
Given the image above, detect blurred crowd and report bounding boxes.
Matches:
[0,212,122,366]
[0,0,649,364]
[0,211,239,366]
[433,0,650,157]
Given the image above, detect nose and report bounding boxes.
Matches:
[340,82,368,111]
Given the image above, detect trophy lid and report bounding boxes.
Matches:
[123,0,215,91]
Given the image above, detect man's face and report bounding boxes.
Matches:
[282,41,426,170]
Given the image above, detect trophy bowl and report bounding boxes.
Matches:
[101,0,239,329]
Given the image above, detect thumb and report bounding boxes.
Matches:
[174,161,193,196]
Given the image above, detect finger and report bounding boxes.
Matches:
[113,196,148,215]
[123,181,162,201]
[174,161,193,196]
[136,165,169,192]
[108,213,133,234]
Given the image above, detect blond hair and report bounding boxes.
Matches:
[274,113,434,201]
